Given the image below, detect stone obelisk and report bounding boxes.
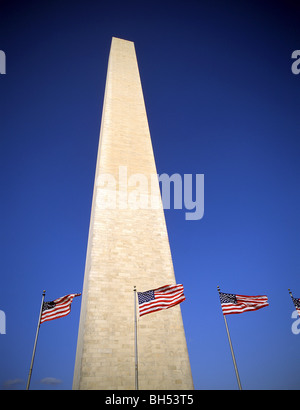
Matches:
[73,37,193,390]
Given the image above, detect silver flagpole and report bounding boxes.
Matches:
[217,286,242,390]
[133,286,139,390]
[26,290,45,390]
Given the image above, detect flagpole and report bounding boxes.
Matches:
[217,286,242,390]
[26,290,45,390]
[133,286,138,390]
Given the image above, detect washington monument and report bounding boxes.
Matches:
[73,37,193,390]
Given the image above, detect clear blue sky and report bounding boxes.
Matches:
[1,0,300,390]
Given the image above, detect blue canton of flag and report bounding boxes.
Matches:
[292,296,300,309]
[137,290,154,305]
[292,296,300,317]
[219,293,237,304]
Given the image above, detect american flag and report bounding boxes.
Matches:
[40,293,81,324]
[291,296,300,317]
[219,292,269,315]
[137,284,185,317]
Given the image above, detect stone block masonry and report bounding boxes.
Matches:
[73,37,193,390]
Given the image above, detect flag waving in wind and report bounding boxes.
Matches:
[137,284,185,317]
[219,292,269,315]
[40,293,81,324]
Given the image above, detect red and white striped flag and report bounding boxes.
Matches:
[40,293,81,324]
[137,284,185,317]
[219,292,269,315]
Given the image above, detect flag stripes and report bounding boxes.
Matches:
[40,293,81,324]
[219,292,269,315]
[137,284,185,317]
